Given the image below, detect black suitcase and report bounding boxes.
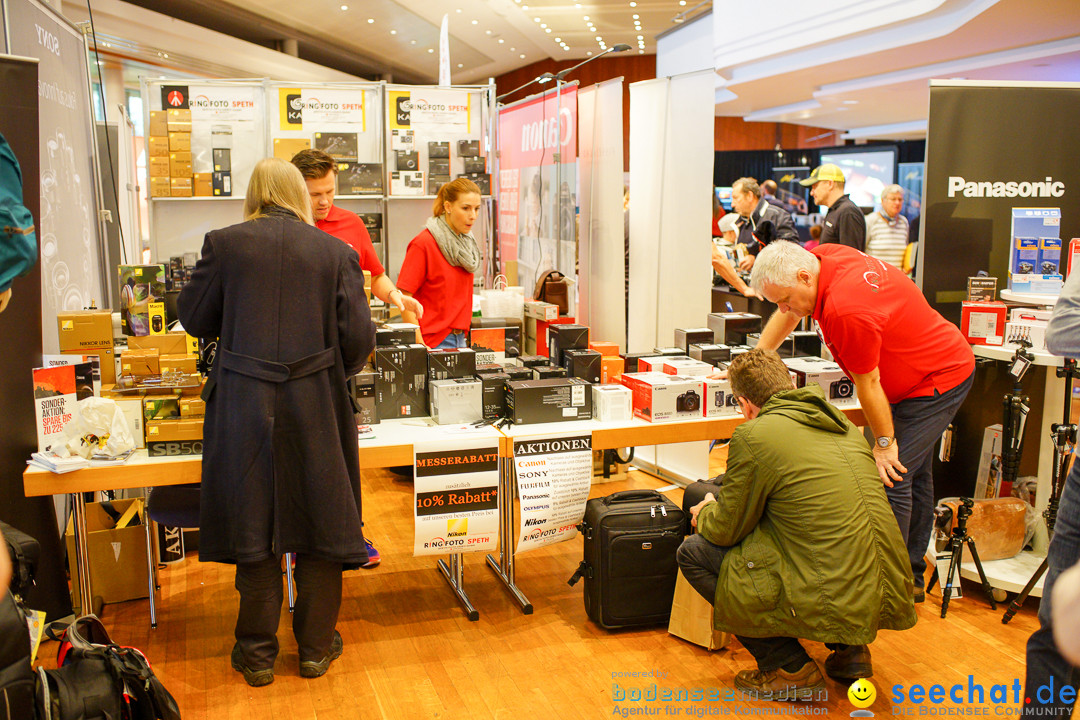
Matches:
[0,593,34,720]
[681,478,725,520]
[1,521,39,599]
[568,489,686,629]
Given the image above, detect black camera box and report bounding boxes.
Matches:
[689,343,731,366]
[395,150,419,171]
[336,162,384,195]
[212,148,231,172]
[503,365,533,381]
[457,139,480,157]
[475,363,505,376]
[674,328,716,352]
[517,354,548,368]
[376,324,419,346]
[707,312,762,346]
[548,324,589,365]
[314,132,358,161]
[429,176,451,196]
[427,347,477,380]
[621,353,659,373]
[563,348,601,383]
[212,171,232,196]
[469,326,521,362]
[481,372,510,420]
[505,377,592,425]
[374,344,428,419]
[746,332,795,358]
[358,212,382,230]
[532,363,567,380]
[428,141,450,158]
[428,157,450,176]
[349,369,378,425]
[792,330,822,357]
[459,172,491,194]
[463,157,486,174]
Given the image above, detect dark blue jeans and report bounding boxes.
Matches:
[1023,459,1080,717]
[434,331,468,349]
[677,534,812,672]
[886,370,975,589]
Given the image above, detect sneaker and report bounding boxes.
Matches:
[824,644,873,682]
[230,644,274,687]
[300,631,343,679]
[734,661,826,701]
[362,538,381,568]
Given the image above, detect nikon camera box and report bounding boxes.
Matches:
[619,372,703,423]
[782,356,857,407]
[57,310,116,384]
[429,378,483,425]
[375,344,428,419]
[118,264,166,336]
[505,377,592,425]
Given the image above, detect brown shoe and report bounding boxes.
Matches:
[734,661,826,701]
[824,644,873,681]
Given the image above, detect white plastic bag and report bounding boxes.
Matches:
[56,397,136,459]
[480,275,525,321]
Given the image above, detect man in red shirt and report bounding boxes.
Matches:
[291,150,423,321]
[749,241,975,606]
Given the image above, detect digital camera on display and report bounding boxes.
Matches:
[676,389,700,413]
[830,377,855,400]
[1042,261,1059,275]
[726,393,740,407]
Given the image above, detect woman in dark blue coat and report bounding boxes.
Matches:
[178,157,375,686]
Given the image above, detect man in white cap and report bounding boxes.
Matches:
[800,163,866,252]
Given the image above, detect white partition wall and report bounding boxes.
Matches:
[577,78,625,348]
[626,70,714,486]
[627,70,713,353]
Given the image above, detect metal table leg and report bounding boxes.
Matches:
[71,492,102,616]
[437,553,479,621]
[485,451,533,614]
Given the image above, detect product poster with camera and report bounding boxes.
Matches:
[513,433,592,554]
[413,436,500,556]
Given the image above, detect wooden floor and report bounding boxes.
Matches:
[39,446,1051,719]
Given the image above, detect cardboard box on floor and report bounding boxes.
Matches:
[65,497,149,608]
[668,569,730,651]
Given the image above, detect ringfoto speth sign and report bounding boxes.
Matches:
[413,435,500,556]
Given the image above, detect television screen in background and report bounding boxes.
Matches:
[819,147,897,209]
[715,186,733,211]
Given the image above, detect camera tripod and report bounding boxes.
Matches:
[1002,357,1078,624]
[928,496,998,618]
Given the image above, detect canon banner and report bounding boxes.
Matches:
[413,436,500,556]
[513,433,592,554]
[497,85,578,298]
[922,81,1080,325]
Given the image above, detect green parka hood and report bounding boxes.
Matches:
[759,385,849,435]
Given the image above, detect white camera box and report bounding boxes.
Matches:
[639,354,690,373]
[592,384,633,422]
[428,378,483,425]
[702,378,740,418]
[619,372,702,422]
[783,356,858,407]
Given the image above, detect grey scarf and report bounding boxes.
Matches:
[426,215,481,273]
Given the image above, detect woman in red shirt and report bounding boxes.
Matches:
[397,178,482,349]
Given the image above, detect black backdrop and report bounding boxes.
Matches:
[713,140,926,188]
[0,57,73,620]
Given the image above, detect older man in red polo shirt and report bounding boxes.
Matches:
[749,241,975,604]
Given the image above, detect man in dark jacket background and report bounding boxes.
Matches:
[730,177,798,271]
[179,158,376,687]
[678,349,915,700]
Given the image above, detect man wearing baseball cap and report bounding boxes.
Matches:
[800,163,866,252]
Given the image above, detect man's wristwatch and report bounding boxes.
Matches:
[876,436,896,449]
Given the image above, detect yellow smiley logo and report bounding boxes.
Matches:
[848,678,877,708]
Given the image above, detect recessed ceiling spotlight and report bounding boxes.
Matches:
[632,14,639,19]
[410,39,416,44]
[636,35,643,39]
[587,51,592,55]
[367,18,374,23]
[427,48,434,53]
[390,29,397,34]
[679,0,686,4]
[555,37,561,41]
[498,38,504,43]
[519,53,526,58]
[457,63,463,68]
[575,3,581,7]
[472,19,478,24]
[456,8,462,12]
[563,46,570,51]
[510,47,516,51]
[163,53,169,58]
[629,1,636,6]
[486,29,492,34]
[340,4,348,9]
[522,3,529,7]
[534,17,540,22]
[545,28,551,33]
[843,100,859,104]
[639,49,644,54]
[540,23,546,28]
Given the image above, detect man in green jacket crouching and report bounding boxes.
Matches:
[678,349,916,700]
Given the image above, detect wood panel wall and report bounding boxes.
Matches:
[492,55,841,170]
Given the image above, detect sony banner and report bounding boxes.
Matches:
[921,80,1080,325]
[496,84,578,298]
[513,433,592,554]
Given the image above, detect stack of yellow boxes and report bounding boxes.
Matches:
[148,109,204,197]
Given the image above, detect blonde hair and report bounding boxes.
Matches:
[243,157,314,225]
[432,177,481,217]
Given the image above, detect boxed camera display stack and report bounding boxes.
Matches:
[429,378,483,425]
[592,384,633,422]
[689,343,731,367]
[782,356,857,407]
[504,377,592,424]
[547,324,589,365]
[703,377,741,418]
[374,344,428,418]
[619,372,704,423]
[1009,208,1063,295]
[427,348,477,380]
[562,348,602,383]
[707,312,762,346]
[480,372,511,420]
[674,328,715,353]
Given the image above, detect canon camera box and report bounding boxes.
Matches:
[619,372,703,423]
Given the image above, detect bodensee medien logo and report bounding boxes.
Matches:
[947,176,1065,198]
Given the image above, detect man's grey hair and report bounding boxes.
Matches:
[881,184,904,201]
[733,177,761,199]
[749,240,820,292]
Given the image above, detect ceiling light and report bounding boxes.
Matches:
[498,38,504,43]
[428,48,434,53]
[340,4,347,9]
[636,35,643,39]
[633,14,639,19]
[545,28,551,33]
[575,3,581,7]
[540,23,546,28]
[630,2,636,6]
[519,53,526,58]
[639,49,644,54]
[555,37,561,41]
[457,63,463,68]
[679,0,686,4]
[162,53,169,58]
[587,51,592,56]
[390,29,397,34]
[410,39,416,44]
[534,17,540,22]
[472,19,478,24]
[456,8,462,12]
[510,47,516,51]
[522,3,529,7]
[485,30,491,34]
[367,18,374,23]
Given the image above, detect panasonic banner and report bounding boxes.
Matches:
[921,80,1080,326]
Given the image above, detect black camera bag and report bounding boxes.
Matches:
[0,593,35,720]
[1,520,39,599]
[567,489,686,629]
[35,654,125,720]
[681,478,725,521]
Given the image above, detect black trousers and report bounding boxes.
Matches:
[234,554,343,669]
[678,534,818,673]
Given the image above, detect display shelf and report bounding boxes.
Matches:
[150,196,243,202]
[387,194,493,200]
[1001,289,1059,305]
[973,344,1064,366]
